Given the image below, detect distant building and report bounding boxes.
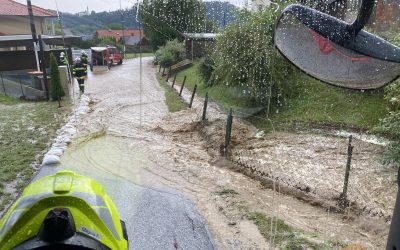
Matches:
[95,29,144,43]
[77,6,90,17]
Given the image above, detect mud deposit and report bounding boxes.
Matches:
[60,57,391,249]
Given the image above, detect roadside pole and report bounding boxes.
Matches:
[38,35,50,101]
[27,0,49,100]
[27,0,40,71]
[0,73,6,96]
[339,135,353,208]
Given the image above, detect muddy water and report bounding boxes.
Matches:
[57,57,390,249]
[61,136,148,184]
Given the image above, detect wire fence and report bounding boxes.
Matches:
[0,71,45,100]
[160,66,396,223]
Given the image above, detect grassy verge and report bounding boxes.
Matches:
[175,62,255,110]
[156,73,187,112]
[0,95,69,212]
[174,61,387,131]
[251,80,386,131]
[247,212,342,249]
[125,52,154,59]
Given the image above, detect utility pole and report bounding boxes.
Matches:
[120,0,126,57]
[223,2,227,28]
[27,0,49,101]
[26,0,39,71]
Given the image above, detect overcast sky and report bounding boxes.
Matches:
[15,0,245,14]
[15,0,137,13]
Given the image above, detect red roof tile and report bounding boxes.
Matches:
[0,0,56,17]
[96,29,144,39]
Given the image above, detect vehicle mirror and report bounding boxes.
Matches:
[273,4,400,89]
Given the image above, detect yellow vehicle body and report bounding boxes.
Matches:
[0,170,128,250]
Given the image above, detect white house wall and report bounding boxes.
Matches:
[0,16,46,35]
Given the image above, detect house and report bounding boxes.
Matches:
[0,0,79,69]
[0,0,56,36]
[95,29,144,43]
[77,7,90,17]
[0,0,80,100]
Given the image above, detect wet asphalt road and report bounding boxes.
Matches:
[33,58,215,250]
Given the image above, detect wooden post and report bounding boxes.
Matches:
[225,108,233,149]
[18,74,26,99]
[0,73,6,96]
[189,84,197,108]
[158,64,161,72]
[166,66,171,82]
[172,74,177,88]
[202,92,208,120]
[162,67,166,76]
[339,135,353,208]
[179,76,186,96]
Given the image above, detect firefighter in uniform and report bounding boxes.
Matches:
[73,57,87,93]
[80,51,89,68]
[59,52,69,66]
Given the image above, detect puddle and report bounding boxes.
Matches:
[61,135,151,186]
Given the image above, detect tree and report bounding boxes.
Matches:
[107,23,124,30]
[50,53,65,104]
[209,7,298,106]
[139,0,206,48]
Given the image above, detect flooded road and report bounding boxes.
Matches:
[48,58,215,249]
[35,57,391,249]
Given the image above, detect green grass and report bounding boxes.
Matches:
[174,61,255,110]
[0,94,69,212]
[253,79,387,131]
[156,73,187,112]
[174,61,387,131]
[125,52,154,59]
[214,189,239,197]
[247,212,342,249]
[0,95,21,105]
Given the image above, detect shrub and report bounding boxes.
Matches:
[197,52,214,86]
[155,39,185,67]
[375,79,400,166]
[50,53,65,102]
[208,6,299,106]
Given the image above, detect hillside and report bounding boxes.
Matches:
[60,1,237,37]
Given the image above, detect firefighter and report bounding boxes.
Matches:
[80,51,89,68]
[59,52,69,66]
[73,57,87,93]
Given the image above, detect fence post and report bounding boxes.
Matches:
[202,92,208,120]
[225,108,233,151]
[18,74,26,99]
[166,66,172,82]
[179,76,186,96]
[172,74,177,88]
[158,64,161,72]
[0,73,6,96]
[339,135,353,208]
[189,84,197,108]
[162,67,166,76]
